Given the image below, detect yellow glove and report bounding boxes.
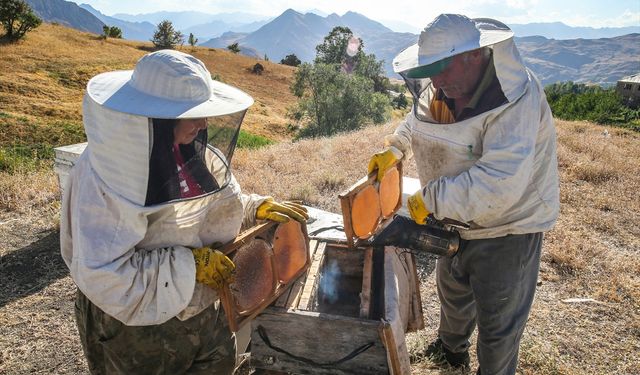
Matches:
[256,198,309,224]
[192,247,235,290]
[407,190,430,225]
[368,147,402,182]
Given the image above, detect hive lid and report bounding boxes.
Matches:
[338,161,403,248]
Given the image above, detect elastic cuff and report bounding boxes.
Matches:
[388,145,404,161]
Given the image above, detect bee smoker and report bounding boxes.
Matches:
[369,215,465,257]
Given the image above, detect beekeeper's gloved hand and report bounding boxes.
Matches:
[368,146,403,182]
[407,190,430,225]
[256,198,309,224]
[192,247,235,290]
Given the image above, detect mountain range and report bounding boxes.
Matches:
[23,0,640,86]
[79,4,155,41]
[25,0,104,34]
[201,9,640,85]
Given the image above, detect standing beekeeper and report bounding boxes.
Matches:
[60,49,307,374]
[368,14,559,375]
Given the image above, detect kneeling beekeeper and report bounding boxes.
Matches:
[60,50,307,374]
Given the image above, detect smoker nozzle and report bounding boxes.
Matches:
[370,215,460,257]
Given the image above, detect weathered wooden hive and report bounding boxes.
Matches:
[250,162,424,375]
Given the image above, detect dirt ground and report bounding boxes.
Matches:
[1,120,639,374]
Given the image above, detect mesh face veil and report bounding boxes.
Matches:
[145,110,247,206]
[400,73,437,123]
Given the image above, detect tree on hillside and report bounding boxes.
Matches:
[313,26,389,94]
[227,42,240,53]
[288,27,393,139]
[314,26,363,66]
[188,32,198,48]
[280,54,301,67]
[352,52,390,94]
[0,0,41,41]
[151,20,184,49]
[102,25,122,39]
[289,63,390,138]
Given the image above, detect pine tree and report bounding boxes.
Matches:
[151,20,184,49]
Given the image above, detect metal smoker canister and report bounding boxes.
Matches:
[371,215,461,257]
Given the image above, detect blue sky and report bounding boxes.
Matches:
[70,0,640,30]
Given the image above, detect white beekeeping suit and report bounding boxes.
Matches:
[60,50,267,326]
[389,16,559,239]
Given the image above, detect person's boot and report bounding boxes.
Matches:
[412,337,470,369]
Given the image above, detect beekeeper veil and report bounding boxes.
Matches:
[83,50,254,206]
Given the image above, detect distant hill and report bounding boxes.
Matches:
[509,22,640,40]
[202,9,396,63]
[24,0,104,34]
[111,11,268,31]
[183,20,269,41]
[202,9,639,85]
[105,10,269,42]
[515,34,640,86]
[79,3,155,41]
[111,11,223,30]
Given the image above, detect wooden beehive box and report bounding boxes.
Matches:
[250,163,424,375]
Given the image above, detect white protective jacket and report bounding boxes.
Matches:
[388,38,559,240]
[60,96,266,326]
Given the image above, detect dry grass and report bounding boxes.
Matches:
[236,119,640,375]
[232,120,416,213]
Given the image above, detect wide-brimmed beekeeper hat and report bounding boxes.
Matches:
[86,49,253,118]
[393,14,513,78]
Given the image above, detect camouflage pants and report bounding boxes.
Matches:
[74,290,236,375]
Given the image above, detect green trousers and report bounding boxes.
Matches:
[75,290,236,375]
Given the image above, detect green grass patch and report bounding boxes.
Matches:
[0,117,85,147]
[236,130,274,149]
[0,144,54,173]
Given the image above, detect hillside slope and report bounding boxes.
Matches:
[0,23,298,154]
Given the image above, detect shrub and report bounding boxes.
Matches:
[102,25,122,39]
[236,130,273,149]
[281,54,301,67]
[227,42,240,54]
[391,92,409,109]
[291,63,390,139]
[251,63,264,75]
[188,32,198,47]
[545,83,640,128]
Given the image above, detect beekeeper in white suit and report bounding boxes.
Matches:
[60,50,307,374]
[368,14,559,375]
